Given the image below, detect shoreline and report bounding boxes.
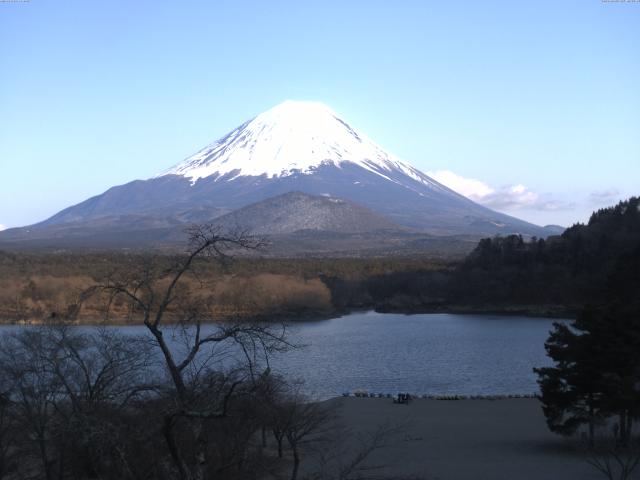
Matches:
[373,303,577,319]
[0,304,575,326]
[339,392,539,400]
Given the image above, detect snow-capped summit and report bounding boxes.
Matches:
[158,100,435,187]
[0,100,560,250]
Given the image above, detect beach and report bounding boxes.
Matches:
[326,397,601,480]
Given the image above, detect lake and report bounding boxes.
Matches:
[277,311,563,398]
[0,311,565,399]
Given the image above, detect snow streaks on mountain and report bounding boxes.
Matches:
[158,100,445,192]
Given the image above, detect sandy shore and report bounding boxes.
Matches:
[325,397,600,480]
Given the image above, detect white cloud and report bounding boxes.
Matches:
[0,224,6,232]
[425,170,494,199]
[427,170,572,212]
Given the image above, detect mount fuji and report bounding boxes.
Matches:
[0,100,560,252]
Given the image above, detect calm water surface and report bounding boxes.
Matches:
[0,312,565,398]
[278,311,563,397]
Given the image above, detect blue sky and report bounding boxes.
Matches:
[1,0,638,229]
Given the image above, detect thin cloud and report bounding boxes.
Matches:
[427,170,573,212]
[481,184,540,210]
[588,188,619,205]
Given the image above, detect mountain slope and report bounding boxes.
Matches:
[0,100,559,251]
[211,191,403,235]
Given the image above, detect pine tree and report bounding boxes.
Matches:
[535,305,640,445]
[534,314,605,444]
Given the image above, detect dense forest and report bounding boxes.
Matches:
[323,197,640,316]
[451,196,640,310]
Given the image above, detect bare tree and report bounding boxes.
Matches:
[269,390,335,480]
[94,225,292,480]
[585,435,640,480]
[0,325,160,479]
[308,421,411,480]
[46,326,158,478]
[0,328,62,480]
[0,225,345,480]
[0,379,17,479]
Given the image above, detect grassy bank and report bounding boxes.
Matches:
[0,251,450,324]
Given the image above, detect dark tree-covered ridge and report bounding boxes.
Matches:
[452,196,640,309]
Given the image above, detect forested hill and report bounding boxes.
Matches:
[452,197,640,310]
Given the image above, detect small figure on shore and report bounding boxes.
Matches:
[394,392,411,405]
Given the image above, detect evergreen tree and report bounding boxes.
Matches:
[534,313,606,444]
[535,305,640,445]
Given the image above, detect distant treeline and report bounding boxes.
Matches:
[1,197,638,322]
[0,251,449,322]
